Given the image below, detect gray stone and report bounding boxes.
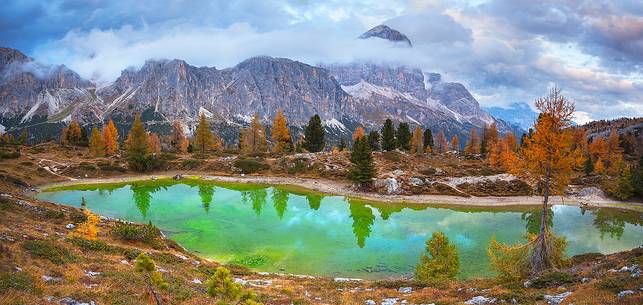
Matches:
[65,223,75,229]
[365,300,376,305]
[617,290,635,299]
[398,287,412,294]
[543,291,572,305]
[381,298,398,305]
[464,296,497,305]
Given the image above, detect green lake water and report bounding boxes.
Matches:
[36,179,643,279]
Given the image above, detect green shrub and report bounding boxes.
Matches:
[0,151,20,160]
[530,271,575,288]
[415,231,459,283]
[382,151,401,162]
[22,239,77,264]
[122,248,142,260]
[0,271,36,293]
[111,222,162,247]
[181,159,202,169]
[69,210,88,224]
[42,209,65,220]
[234,158,269,174]
[598,274,631,293]
[68,237,114,252]
[206,267,260,304]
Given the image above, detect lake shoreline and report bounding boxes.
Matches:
[35,172,643,212]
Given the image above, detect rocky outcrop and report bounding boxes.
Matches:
[359,25,412,47]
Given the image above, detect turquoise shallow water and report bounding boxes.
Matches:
[36,180,643,279]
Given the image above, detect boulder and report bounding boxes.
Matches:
[543,291,572,305]
[464,296,496,305]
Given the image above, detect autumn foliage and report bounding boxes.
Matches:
[270,110,293,153]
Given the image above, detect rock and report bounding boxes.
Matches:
[334,277,363,282]
[523,280,532,288]
[617,290,635,298]
[391,170,405,177]
[379,178,400,194]
[191,278,202,284]
[381,298,398,305]
[409,177,424,186]
[58,297,96,305]
[398,287,412,294]
[464,296,497,305]
[42,275,61,282]
[173,174,183,180]
[543,291,572,305]
[365,300,376,305]
[581,277,591,283]
[157,268,168,273]
[65,223,75,229]
[84,271,101,277]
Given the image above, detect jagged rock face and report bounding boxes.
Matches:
[359,25,412,47]
[100,56,350,126]
[0,48,97,141]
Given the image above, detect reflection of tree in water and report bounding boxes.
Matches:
[249,188,268,216]
[272,188,289,219]
[521,208,553,235]
[306,194,322,210]
[593,209,625,240]
[348,200,375,248]
[131,184,163,217]
[198,185,215,212]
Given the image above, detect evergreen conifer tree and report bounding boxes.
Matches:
[89,127,106,157]
[303,114,325,152]
[381,119,396,151]
[396,122,411,151]
[350,137,375,188]
[367,130,380,151]
[423,128,434,151]
[125,114,149,171]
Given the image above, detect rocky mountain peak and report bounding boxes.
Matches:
[359,25,412,47]
[0,47,30,68]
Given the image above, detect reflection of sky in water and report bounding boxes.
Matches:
[37,181,643,279]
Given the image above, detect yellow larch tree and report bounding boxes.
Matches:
[605,129,624,176]
[270,110,293,153]
[147,132,162,155]
[435,131,449,154]
[73,209,100,240]
[103,119,119,155]
[88,127,106,157]
[410,126,424,155]
[450,135,459,152]
[464,128,480,154]
[170,121,189,153]
[241,113,268,154]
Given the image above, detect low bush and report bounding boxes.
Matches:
[597,274,631,293]
[22,239,77,264]
[122,247,142,260]
[68,237,114,252]
[0,151,20,160]
[0,271,37,293]
[234,158,269,174]
[181,159,202,169]
[111,222,162,248]
[530,271,575,288]
[69,210,88,224]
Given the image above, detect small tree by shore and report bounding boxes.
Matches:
[415,231,459,283]
[350,136,375,188]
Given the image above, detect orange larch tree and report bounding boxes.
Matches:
[103,119,119,155]
[464,128,480,154]
[170,121,189,154]
[147,132,162,155]
[450,135,459,152]
[352,126,366,142]
[512,87,579,274]
[410,126,424,154]
[271,110,293,153]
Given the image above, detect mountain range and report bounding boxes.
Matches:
[0,25,522,145]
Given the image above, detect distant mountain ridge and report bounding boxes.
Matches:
[484,102,538,131]
[0,25,521,144]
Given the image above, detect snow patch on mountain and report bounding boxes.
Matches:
[21,101,41,123]
[342,80,420,103]
[0,124,5,135]
[198,107,213,118]
[323,118,347,131]
[235,113,253,124]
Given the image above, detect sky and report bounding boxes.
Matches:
[1,0,642,123]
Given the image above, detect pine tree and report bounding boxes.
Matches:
[410,126,424,154]
[464,128,481,154]
[88,127,106,157]
[270,110,293,154]
[303,114,325,153]
[125,114,149,172]
[450,135,459,151]
[135,253,168,305]
[381,119,396,151]
[62,120,83,146]
[170,121,189,153]
[241,113,268,154]
[193,114,214,157]
[613,166,634,200]
[423,128,434,151]
[367,131,380,151]
[102,119,119,155]
[396,122,411,151]
[583,155,594,175]
[338,138,347,151]
[350,137,376,188]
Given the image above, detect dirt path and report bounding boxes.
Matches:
[35,172,643,212]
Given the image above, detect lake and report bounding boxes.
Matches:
[36,179,643,279]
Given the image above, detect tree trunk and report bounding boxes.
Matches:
[530,164,552,274]
[144,275,163,305]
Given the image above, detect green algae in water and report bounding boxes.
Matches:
[36,180,643,279]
